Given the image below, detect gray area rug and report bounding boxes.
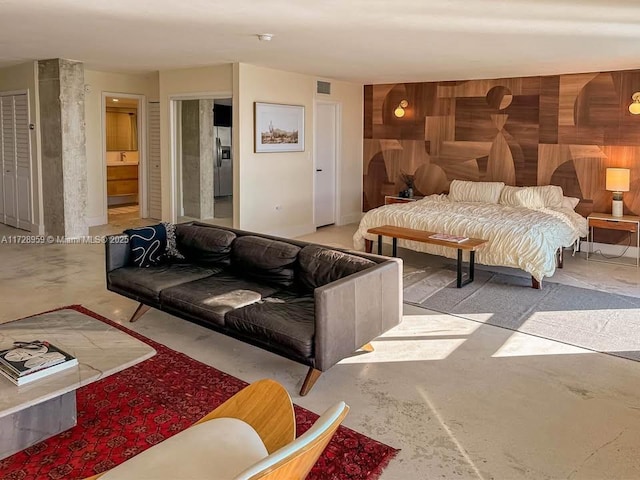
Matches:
[404,267,640,362]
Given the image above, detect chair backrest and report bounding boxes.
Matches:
[235,401,349,480]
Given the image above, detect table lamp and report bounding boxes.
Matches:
[605,168,630,217]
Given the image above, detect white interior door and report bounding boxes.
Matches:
[147,101,161,219]
[314,102,337,227]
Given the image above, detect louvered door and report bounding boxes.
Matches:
[0,93,31,230]
[147,101,161,219]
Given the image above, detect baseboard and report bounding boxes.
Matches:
[86,215,108,227]
[338,212,363,226]
[579,240,639,259]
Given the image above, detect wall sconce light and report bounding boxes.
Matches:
[394,100,409,118]
[629,92,640,115]
[606,168,630,217]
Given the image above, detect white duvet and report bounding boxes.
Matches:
[353,195,588,281]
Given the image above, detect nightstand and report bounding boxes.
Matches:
[384,195,424,205]
[586,212,640,267]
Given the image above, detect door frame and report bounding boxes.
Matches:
[101,92,147,221]
[313,100,341,228]
[168,91,233,224]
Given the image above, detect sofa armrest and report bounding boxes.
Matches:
[105,234,130,273]
[313,258,402,371]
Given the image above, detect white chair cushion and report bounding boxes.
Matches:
[448,180,505,204]
[234,401,347,480]
[100,418,269,480]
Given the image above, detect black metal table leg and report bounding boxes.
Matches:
[392,238,397,257]
[377,235,382,255]
[456,249,475,288]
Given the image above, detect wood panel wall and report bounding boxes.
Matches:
[363,70,640,220]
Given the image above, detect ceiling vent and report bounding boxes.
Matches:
[317,81,331,95]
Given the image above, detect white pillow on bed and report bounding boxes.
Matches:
[562,196,580,210]
[499,185,564,209]
[448,180,505,204]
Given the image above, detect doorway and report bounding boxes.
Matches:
[314,102,339,228]
[104,95,143,225]
[172,95,233,227]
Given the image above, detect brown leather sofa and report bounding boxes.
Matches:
[105,222,402,395]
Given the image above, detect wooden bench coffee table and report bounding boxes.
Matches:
[366,225,488,288]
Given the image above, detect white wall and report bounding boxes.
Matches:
[84,69,159,225]
[0,61,42,233]
[235,63,363,237]
[158,64,233,221]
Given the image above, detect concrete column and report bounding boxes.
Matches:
[181,100,201,218]
[199,99,214,219]
[38,59,87,237]
[181,99,214,219]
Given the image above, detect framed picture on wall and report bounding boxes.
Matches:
[254,102,305,153]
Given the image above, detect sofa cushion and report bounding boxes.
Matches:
[160,273,279,326]
[226,292,315,358]
[231,236,301,287]
[176,224,236,266]
[108,264,220,302]
[298,245,376,291]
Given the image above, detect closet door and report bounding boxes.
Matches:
[14,94,31,229]
[0,93,31,230]
[147,101,161,219]
[1,96,18,228]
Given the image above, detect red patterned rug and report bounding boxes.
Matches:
[0,305,399,480]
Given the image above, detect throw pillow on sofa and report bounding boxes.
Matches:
[124,223,183,268]
[232,236,301,287]
[298,245,376,291]
[176,224,236,266]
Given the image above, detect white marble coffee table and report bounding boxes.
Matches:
[0,309,156,459]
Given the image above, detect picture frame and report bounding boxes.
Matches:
[254,102,305,153]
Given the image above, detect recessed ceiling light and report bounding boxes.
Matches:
[112,98,119,102]
[257,33,273,42]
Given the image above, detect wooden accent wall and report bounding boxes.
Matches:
[363,70,640,219]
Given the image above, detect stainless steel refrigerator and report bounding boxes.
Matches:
[214,126,232,197]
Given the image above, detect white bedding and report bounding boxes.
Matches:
[353,195,588,281]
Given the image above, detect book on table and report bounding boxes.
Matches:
[0,341,78,386]
[428,233,469,243]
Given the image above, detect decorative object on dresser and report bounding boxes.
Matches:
[586,212,640,267]
[605,168,630,218]
[356,181,587,289]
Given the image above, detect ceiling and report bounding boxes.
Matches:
[2,0,640,83]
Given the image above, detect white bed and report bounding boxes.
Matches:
[354,183,588,283]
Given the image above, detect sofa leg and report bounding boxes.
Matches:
[129,303,151,323]
[531,277,542,290]
[361,343,374,352]
[300,368,322,396]
[364,239,373,253]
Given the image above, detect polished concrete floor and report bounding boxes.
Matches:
[1,221,640,479]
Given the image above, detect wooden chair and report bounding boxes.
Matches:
[83,378,349,480]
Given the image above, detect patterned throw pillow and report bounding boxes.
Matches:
[124,224,167,267]
[124,223,184,268]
